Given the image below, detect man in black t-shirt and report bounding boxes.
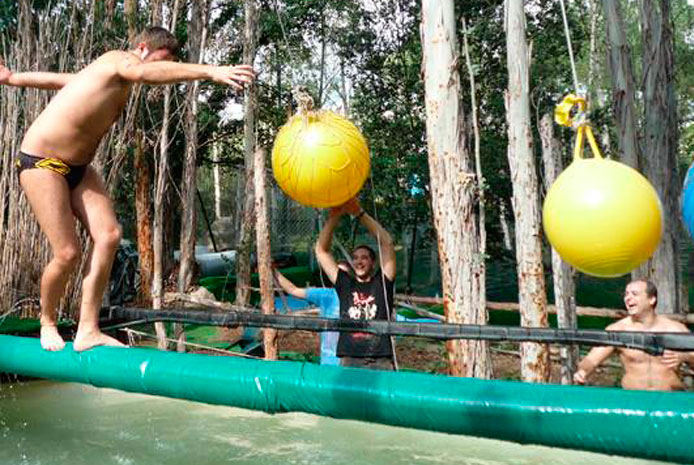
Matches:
[315,198,396,370]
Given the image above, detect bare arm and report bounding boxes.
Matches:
[273,269,307,300]
[348,198,396,280]
[315,212,343,284]
[0,60,73,89]
[115,53,255,89]
[359,211,396,281]
[573,346,615,384]
[660,320,694,368]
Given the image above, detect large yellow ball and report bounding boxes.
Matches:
[542,158,663,277]
[271,110,370,208]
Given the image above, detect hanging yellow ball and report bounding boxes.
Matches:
[271,110,370,208]
[542,158,663,278]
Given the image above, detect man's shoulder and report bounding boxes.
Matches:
[91,51,141,71]
[607,318,631,330]
[655,314,690,332]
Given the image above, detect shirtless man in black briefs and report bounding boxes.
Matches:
[0,27,255,351]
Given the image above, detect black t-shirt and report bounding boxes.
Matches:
[334,269,394,358]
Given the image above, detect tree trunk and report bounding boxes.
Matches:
[212,141,223,219]
[134,130,154,305]
[539,113,578,385]
[603,0,642,169]
[125,0,153,307]
[504,0,549,383]
[420,0,491,378]
[499,202,514,252]
[176,0,209,352]
[235,0,259,307]
[152,0,181,349]
[178,0,208,292]
[254,148,277,360]
[638,0,682,314]
[461,16,487,284]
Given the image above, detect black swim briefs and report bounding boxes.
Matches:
[15,151,87,190]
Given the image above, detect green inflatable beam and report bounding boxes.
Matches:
[1,335,692,463]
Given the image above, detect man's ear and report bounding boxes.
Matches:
[135,42,149,59]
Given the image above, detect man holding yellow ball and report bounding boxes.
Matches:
[315,198,397,370]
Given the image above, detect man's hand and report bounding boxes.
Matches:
[210,64,255,90]
[0,59,13,85]
[343,197,362,216]
[661,350,684,369]
[573,368,587,385]
[330,197,361,218]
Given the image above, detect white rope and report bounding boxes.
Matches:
[272,0,298,88]
[366,167,399,371]
[558,0,581,94]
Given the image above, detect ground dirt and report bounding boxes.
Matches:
[276,330,625,387]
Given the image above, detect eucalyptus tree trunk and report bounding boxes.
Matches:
[499,202,514,252]
[134,129,154,305]
[504,0,549,383]
[212,141,223,219]
[152,0,181,349]
[639,0,682,314]
[178,0,209,293]
[124,0,154,307]
[235,0,259,307]
[175,0,210,352]
[254,149,277,359]
[420,0,491,378]
[603,0,641,169]
[461,16,487,269]
[539,114,578,385]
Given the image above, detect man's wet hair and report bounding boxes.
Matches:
[133,27,179,57]
[352,244,376,261]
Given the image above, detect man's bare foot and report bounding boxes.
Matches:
[40,325,66,351]
[73,330,126,352]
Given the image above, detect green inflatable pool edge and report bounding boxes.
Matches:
[0,335,691,464]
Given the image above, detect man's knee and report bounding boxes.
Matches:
[95,224,122,251]
[54,245,81,270]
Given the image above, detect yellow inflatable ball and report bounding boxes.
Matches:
[542,158,663,278]
[271,110,370,208]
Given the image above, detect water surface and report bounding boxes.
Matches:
[0,381,669,465]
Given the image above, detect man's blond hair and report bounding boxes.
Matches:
[133,27,179,57]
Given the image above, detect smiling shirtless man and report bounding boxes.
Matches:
[574,279,694,390]
[0,27,255,352]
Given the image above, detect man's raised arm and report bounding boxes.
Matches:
[315,210,344,284]
[115,52,254,89]
[353,200,396,281]
[0,59,74,90]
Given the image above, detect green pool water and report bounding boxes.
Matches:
[0,380,669,465]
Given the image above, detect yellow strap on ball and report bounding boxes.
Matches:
[554,94,603,162]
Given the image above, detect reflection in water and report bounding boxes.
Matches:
[0,381,667,465]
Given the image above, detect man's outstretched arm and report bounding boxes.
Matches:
[0,59,74,89]
[273,269,307,300]
[115,52,255,89]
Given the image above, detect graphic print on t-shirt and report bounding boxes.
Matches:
[348,291,377,320]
